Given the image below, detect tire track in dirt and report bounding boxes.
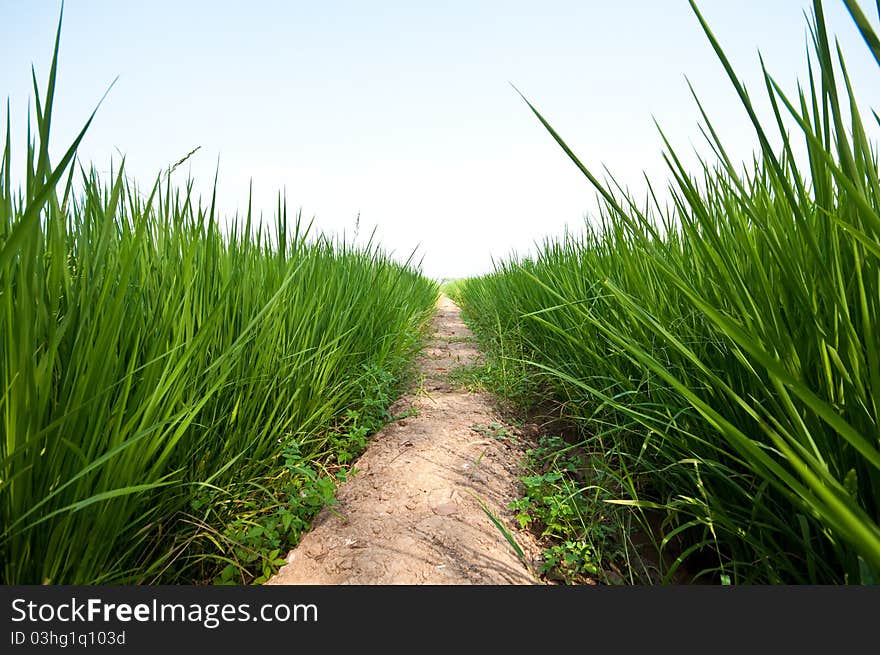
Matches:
[267,295,541,584]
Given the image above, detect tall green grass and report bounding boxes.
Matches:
[454,0,880,583]
[0,19,438,584]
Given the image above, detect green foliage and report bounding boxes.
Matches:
[444,342,537,402]
[510,436,634,584]
[439,279,465,299]
[209,459,343,586]
[471,422,513,441]
[329,364,399,465]
[0,17,438,584]
[457,0,880,584]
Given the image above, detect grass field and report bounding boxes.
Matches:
[451,0,880,584]
[0,24,438,584]
[5,0,880,587]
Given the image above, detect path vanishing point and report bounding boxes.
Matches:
[267,295,541,584]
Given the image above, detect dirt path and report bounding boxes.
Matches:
[267,295,541,584]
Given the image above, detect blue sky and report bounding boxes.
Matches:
[3,1,880,278]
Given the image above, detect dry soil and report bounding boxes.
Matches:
[267,295,542,584]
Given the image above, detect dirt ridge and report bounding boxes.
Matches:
[267,295,541,584]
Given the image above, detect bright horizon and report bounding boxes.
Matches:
[3,0,880,279]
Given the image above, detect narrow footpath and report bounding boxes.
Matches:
[267,295,541,584]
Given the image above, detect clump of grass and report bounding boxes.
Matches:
[439,278,466,298]
[0,15,438,584]
[457,0,880,584]
[510,434,654,585]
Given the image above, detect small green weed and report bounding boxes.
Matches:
[471,422,512,441]
[510,435,630,584]
[202,363,406,585]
